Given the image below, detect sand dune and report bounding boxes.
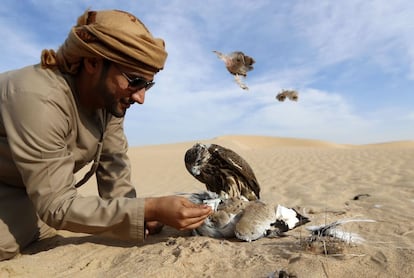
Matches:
[1,135,413,277]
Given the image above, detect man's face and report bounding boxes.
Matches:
[97,62,150,118]
[97,75,129,118]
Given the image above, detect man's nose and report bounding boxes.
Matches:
[130,88,146,104]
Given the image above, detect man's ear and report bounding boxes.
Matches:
[83,57,102,73]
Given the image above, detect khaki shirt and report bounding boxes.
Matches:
[0,65,145,242]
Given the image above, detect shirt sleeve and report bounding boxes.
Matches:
[1,73,145,242]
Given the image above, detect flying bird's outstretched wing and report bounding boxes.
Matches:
[184,143,260,201]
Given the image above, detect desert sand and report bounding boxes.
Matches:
[1,135,413,277]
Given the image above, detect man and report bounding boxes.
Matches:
[0,9,212,261]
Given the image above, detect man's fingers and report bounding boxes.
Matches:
[182,197,210,209]
[178,212,212,230]
[146,221,164,235]
[181,204,212,218]
[180,217,210,230]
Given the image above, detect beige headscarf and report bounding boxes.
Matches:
[41,9,167,79]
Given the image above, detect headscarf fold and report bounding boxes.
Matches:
[41,9,167,79]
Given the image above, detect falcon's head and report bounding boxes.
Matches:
[184,143,211,176]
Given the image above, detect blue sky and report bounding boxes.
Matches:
[1,0,413,146]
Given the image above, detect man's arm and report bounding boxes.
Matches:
[96,114,137,199]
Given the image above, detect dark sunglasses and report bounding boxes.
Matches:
[114,64,155,91]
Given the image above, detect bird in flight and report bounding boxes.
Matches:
[276,89,299,102]
[213,50,255,90]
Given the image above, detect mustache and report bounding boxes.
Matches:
[119,98,134,105]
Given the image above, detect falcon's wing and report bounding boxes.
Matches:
[209,144,261,199]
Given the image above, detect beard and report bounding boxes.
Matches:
[98,83,126,118]
[97,63,127,118]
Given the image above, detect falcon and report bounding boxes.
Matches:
[213,50,255,90]
[276,89,299,102]
[184,143,260,201]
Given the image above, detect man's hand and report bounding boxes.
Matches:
[145,221,164,237]
[145,196,212,230]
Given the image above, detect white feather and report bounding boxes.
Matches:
[275,205,300,229]
[306,218,376,244]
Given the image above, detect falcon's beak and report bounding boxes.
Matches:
[191,166,201,176]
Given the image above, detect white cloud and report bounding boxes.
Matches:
[291,0,414,78]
